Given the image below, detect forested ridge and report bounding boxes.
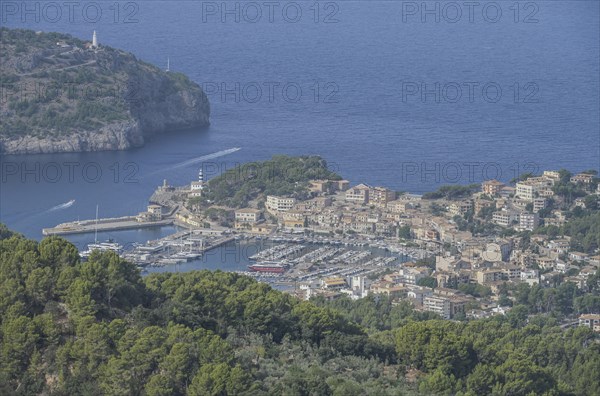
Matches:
[199,155,341,208]
[1,28,210,155]
[0,224,598,395]
[1,28,206,137]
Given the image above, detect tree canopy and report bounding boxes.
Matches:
[201,155,340,208]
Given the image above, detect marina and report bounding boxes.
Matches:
[80,240,123,259]
[243,236,411,283]
[40,183,430,290]
[72,228,418,290]
[121,232,236,267]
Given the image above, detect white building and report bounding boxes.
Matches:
[266,196,296,212]
[235,208,261,225]
[521,269,539,286]
[533,198,547,213]
[137,204,162,222]
[342,275,371,299]
[543,170,561,181]
[398,267,429,285]
[448,200,473,217]
[516,182,535,201]
[492,210,518,227]
[407,286,434,305]
[423,295,467,320]
[345,184,371,204]
[518,212,539,231]
[579,314,600,333]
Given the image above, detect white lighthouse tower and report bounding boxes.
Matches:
[190,169,204,197]
[198,169,204,189]
[92,31,98,48]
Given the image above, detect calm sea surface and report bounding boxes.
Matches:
[1,1,599,250]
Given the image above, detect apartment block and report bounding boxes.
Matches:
[475,268,503,285]
[518,212,539,231]
[308,180,331,194]
[543,170,561,181]
[571,173,595,184]
[387,200,410,213]
[308,179,350,194]
[407,286,434,305]
[423,295,468,319]
[336,180,350,191]
[498,186,516,198]
[474,198,495,216]
[266,195,296,212]
[492,210,518,227]
[397,267,430,285]
[482,179,505,195]
[235,208,261,224]
[515,182,535,201]
[448,200,473,216]
[533,198,547,213]
[282,211,306,228]
[369,187,396,207]
[502,264,521,280]
[521,269,539,286]
[345,184,370,204]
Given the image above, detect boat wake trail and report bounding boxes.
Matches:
[47,200,76,212]
[147,147,241,176]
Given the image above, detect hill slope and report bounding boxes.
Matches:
[0,224,598,395]
[201,155,342,208]
[0,28,210,154]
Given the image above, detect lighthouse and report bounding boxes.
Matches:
[189,169,204,198]
[92,31,98,48]
[198,169,204,189]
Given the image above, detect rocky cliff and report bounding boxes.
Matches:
[0,28,210,155]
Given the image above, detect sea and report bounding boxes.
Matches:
[1,1,599,270]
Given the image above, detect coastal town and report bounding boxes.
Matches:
[44,159,600,331]
[218,169,599,329]
[1,11,598,393]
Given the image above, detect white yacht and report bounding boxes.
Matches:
[80,240,123,259]
[80,205,123,259]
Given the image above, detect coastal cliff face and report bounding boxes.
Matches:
[0,121,143,154]
[0,28,210,155]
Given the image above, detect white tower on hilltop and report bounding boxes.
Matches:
[166,57,170,72]
[92,31,98,48]
[198,169,204,189]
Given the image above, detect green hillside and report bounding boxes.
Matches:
[0,28,209,154]
[200,155,341,208]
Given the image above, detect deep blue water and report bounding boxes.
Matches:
[1,1,599,245]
